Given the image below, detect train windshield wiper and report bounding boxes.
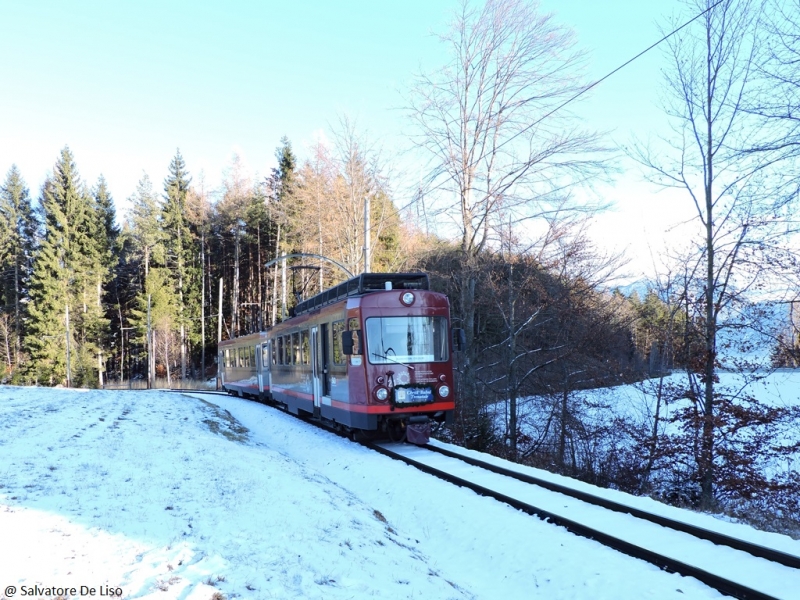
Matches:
[371,350,415,370]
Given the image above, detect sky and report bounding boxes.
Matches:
[0,0,701,281]
[2,380,799,598]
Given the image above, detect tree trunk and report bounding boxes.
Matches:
[201,229,206,379]
[13,251,20,367]
[700,20,716,510]
[232,232,240,336]
[272,224,281,326]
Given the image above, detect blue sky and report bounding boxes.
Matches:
[0,0,693,280]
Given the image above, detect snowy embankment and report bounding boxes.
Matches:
[1,386,786,599]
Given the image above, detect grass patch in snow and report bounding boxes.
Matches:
[196,399,249,443]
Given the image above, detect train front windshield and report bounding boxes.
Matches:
[365,316,449,364]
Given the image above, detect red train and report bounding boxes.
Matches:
[218,273,461,443]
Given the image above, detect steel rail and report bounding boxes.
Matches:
[423,443,800,570]
[169,389,231,396]
[366,442,780,600]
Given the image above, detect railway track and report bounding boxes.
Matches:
[366,441,800,600]
[181,389,798,599]
[168,388,230,396]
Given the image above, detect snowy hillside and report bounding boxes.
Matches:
[2,386,798,599]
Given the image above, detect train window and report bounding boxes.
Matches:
[292,332,300,364]
[262,344,270,368]
[332,320,345,364]
[277,337,284,365]
[224,348,230,368]
[301,330,310,365]
[271,340,277,365]
[285,335,292,365]
[250,345,256,368]
[365,316,449,364]
[348,318,361,355]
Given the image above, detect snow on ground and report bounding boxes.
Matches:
[502,370,800,469]
[0,384,789,599]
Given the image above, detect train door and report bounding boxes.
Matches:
[311,327,322,417]
[256,344,264,394]
[261,340,271,397]
[320,323,331,396]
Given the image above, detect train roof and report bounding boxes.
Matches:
[294,272,430,316]
[218,330,268,347]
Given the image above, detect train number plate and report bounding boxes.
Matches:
[394,387,433,404]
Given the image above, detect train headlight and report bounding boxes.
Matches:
[374,387,389,401]
[438,385,451,398]
[401,292,415,306]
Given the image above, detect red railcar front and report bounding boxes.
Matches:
[341,282,457,443]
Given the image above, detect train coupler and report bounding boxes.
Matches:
[406,416,431,445]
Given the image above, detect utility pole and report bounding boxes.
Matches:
[363,194,371,273]
[217,278,223,390]
[147,294,152,389]
[201,246,206,382]
[281,260,287,320]
[217,278,223,342]
[65,305,71,388]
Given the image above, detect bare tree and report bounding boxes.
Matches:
[287,120,400,280]
[407,0,605,421]
[217,154,253,337]
[750,0,800,185]
[633,0,798,509]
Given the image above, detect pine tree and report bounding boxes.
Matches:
[162,150,196,380]
[127,173,165,279]
[93,175,119,265]
[25,147,109,386]
[0,165,37,374]
[128,267,181,384]
[265,137,297,323]
[82,175,118,386]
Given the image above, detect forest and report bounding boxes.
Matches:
[1,0,800,521]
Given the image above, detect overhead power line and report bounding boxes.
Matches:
[500,0,727,150]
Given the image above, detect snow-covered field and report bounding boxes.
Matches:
[1,385,797,599]
[498,370,800,479]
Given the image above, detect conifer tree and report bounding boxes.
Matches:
[128,267,181,383]
[265,138,297,323]
[25,148,111,386]
[127,174,165,279]
[0,165,37,373]
[83,176,118,385]
[162,150,196,379]
[25,148,81,384]
[93,175,119,265]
